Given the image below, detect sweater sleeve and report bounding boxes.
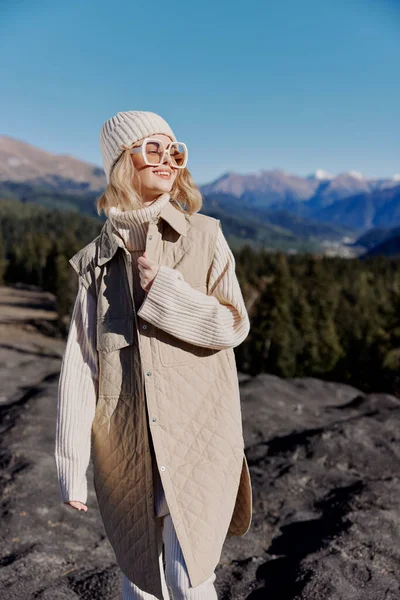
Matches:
[137,223,250,350]
[54,279,98,504]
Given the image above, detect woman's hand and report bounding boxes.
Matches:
[65,500,88,512]
[137,251,160,292]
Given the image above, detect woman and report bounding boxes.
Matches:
[55,110,253,600]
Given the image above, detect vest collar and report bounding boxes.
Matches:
[159,197,188,237]
[97,196,188,266]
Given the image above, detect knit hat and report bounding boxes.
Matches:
[100,110,177,183]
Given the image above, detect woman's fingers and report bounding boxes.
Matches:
[137,257,160,291]
[65,500,88,512]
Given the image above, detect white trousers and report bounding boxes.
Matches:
[121,513,218,600]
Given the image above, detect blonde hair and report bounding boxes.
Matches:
[96,141,203,217]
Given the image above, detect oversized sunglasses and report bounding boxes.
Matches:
[129,137,188,169]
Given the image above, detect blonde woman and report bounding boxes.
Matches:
[55,111,252,600]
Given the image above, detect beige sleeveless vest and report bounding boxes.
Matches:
[69,199,252,599]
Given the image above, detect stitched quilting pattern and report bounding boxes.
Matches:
[148,345,249,580]
[72,210,252,596]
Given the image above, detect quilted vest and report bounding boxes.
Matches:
[68,200,252,599]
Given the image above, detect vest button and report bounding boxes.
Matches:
[149,235,153,240]
[146,371,151,376]
[142,324,147,329]
[160,466,166,471]
[152,417,157,422]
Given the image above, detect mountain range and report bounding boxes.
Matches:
[0,135,106,193]
[1,135,400,254]
[200,169,400,227]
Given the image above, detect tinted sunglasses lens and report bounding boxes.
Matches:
[169,143,187,167]
[144,140,164,164]
[143,140,187,167]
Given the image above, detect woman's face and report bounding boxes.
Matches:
[130,133,178,203]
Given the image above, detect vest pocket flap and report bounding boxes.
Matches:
[97,317,134,352]
[157,329,220,367]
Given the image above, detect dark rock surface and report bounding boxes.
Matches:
[1,286,400,599]
[227,374,400,600]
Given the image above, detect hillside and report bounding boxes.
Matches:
[363,234,400,258]
[0,285,399,599]
[0,135,106,194]
[312,184,400,230]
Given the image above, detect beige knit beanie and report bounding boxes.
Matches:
[100,110,177,183]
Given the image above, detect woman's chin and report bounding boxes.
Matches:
[150,179,174,192]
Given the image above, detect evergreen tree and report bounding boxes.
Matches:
[0,230,6,284]
[304,257,343,374]
[250,252,297,377]
[291,280,319,375]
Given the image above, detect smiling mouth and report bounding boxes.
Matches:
[153,170,172,179]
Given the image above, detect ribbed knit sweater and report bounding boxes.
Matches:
[55,195,250,517]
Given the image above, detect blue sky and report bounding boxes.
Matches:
[1,0,399,184]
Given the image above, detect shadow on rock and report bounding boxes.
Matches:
[248,481,364,600]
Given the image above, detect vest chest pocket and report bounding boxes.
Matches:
[96,317,136,398]
[96,317,134,353]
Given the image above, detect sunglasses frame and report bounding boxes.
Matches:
[129,137,188,169]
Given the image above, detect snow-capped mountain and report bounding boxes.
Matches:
[1,135,399,232]
[307,169,334,181]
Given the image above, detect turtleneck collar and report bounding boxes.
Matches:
[108,192,172,227]
[108,192,172,251]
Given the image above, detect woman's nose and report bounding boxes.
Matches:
[163,153,174,166]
